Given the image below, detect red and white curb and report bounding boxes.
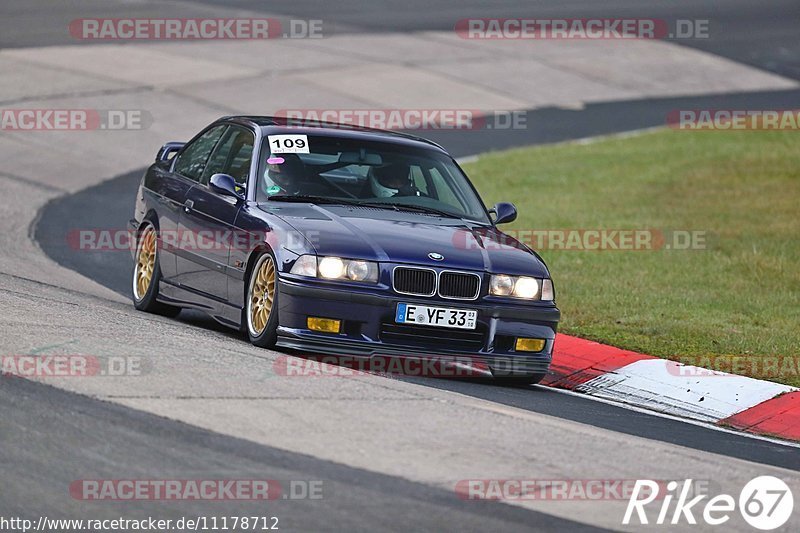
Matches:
[544,334,800,442]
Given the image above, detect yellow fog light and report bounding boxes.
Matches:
[515,338,546,352]
[307,317,341,333]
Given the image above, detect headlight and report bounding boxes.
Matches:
[290,255,317,277]
[290,255,379,283]
[541,279,555,301]
[489,275,554,301]
[489,274,514,296]
[346,260,372,281]
[513,277,539,298]
[318,256,345,279]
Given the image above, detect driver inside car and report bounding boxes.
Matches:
[265,153,306,195]
[265,153,339,197]
[368,162,419,198]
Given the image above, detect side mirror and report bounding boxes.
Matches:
[209,173,243,200]
[492,202,517,224]
[156,142,185,162]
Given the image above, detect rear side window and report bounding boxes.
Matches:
[201,126,255,186]
[173,125,226,181]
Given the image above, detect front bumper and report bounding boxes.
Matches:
[276,276,560,377]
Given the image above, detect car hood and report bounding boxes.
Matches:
[259,203,550,277]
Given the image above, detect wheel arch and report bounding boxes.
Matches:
[137,209,161,232]
[243,243,277,293]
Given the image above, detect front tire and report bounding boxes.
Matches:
[132,221,180,317]
[246,252,279,348]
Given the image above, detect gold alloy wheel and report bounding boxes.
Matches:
[134,225,157,300]
[248,254,276,336]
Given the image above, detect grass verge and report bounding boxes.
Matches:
[462,129,800,387]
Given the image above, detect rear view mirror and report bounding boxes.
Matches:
[338,150,383,166]
[156,142,185,162]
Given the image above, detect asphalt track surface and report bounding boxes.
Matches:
[3,0,799,81]
[208,0,800,80]
[5,1,800,531]
[1,376,607,532]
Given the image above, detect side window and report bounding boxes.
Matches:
[201,127,255,186]
[173,125,226,181]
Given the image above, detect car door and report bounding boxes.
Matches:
[175,125,255,301]
[158,125,226,280]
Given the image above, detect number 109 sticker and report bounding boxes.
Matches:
[268,134,309,154]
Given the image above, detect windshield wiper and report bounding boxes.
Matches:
[269,195,402,212]
[268,195,357,205]
[355,201,401,211]
[338,201,457,218]
[381,203,462,219]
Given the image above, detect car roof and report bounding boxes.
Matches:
[215,115,448,154]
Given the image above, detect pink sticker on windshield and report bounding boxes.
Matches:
[267,156,285,165]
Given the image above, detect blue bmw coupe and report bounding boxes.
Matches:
[131,116,560,384]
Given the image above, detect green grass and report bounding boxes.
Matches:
[462,129,800,386]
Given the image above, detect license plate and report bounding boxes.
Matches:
[395,303,477,330]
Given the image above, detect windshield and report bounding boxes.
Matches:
[257,135,490,223]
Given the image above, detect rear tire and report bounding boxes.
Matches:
[132,221,181,318]
[245,252,279,348]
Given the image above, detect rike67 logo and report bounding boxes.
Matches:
[624,476,794,530]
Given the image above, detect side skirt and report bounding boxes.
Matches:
[158,280,242,329]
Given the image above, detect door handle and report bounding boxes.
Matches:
[183,199,194,213]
